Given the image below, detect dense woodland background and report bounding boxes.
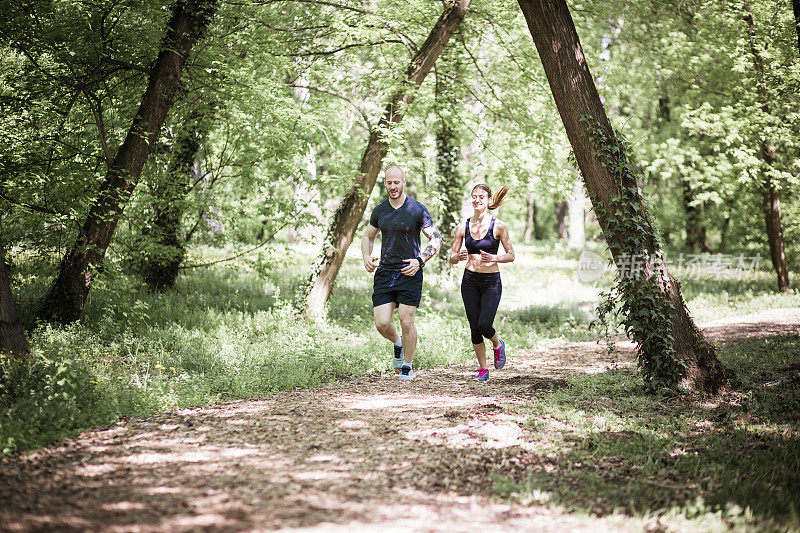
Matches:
[1,0,799,526]
[2,0,797,294]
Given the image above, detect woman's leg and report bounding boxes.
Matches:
[461,276,488,369]
[473,341,487,369]
[477,274,502,347]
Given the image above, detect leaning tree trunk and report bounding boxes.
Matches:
[744,0,791,292]
[39,0,217,323]
[518,0,727,391]
[0,239,31,359]
[304,0,471,316]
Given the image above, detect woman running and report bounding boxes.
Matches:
[449,184,515,382]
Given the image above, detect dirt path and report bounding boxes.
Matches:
[2,309,799,532]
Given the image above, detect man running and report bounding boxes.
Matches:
[362,166,442,381]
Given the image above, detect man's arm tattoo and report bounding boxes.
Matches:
[421,229,443,260]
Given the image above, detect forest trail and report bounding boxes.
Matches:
[2,309,799,533]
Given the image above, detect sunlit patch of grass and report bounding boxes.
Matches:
[687,288,800,323]
[498,336,800,530]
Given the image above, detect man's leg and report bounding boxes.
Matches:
[373,302,398,341]
[397,304,418,364]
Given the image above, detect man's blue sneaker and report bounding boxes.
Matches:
[399,364,414,381]
[393,343,404,370]
[493,339,506,370]
[473,369,489,382]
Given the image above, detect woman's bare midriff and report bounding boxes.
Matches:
[465,254,499,273]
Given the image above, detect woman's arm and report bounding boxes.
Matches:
[481,220,515,264]
[449,222,468,264]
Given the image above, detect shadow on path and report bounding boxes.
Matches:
[1,309,798,532]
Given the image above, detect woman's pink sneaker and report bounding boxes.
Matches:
[473,369,490,382]
[493,340,506,369]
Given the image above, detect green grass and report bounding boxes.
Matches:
[495,334,800,531]
[1,240,799,463]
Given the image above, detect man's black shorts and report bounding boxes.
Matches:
[372,267,423,308]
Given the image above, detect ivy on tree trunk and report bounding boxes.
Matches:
[435,123,463,271]
[140,105,214,291]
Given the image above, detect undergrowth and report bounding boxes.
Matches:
[1,242,798,457]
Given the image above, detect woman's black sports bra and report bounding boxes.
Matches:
[464,217,500,255]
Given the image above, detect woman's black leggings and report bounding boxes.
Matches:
[460,270,502,345]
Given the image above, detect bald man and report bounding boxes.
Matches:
[362,166,442,381]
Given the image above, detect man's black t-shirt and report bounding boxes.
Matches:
[369,196,433,271]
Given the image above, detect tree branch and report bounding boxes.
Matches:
[244,0,419,54]
[0,188,62,216]
[180,220,292,269]
[248,0,372,15]
[45,88,82,177]
[101,56,151,74]
[285,39,407,57]
[81,89,113,166]
[287,83,373,130]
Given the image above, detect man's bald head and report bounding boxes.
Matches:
[384,166,406,201]
[385,166,405,180]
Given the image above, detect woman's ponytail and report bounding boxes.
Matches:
[488,186,510,210]
[473,184,510,210]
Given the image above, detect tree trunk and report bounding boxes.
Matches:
[304,0,471,316]
[141,107,210,291]
[39,0,217,323]
[435,122,462,271]
[518,0,727,391]
[682,180,711,253]
[287,180,299,245]
[533,199,544,240]
[719,216,730,253]
[568,179,585,250]
[743,0,791,292]
[554,200,567,239]
[762,159,791,292]
[0,240,31,359]
[524,193,535,243]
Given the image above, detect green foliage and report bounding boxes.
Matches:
[0,348,115,454]
[579,0,800,261]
